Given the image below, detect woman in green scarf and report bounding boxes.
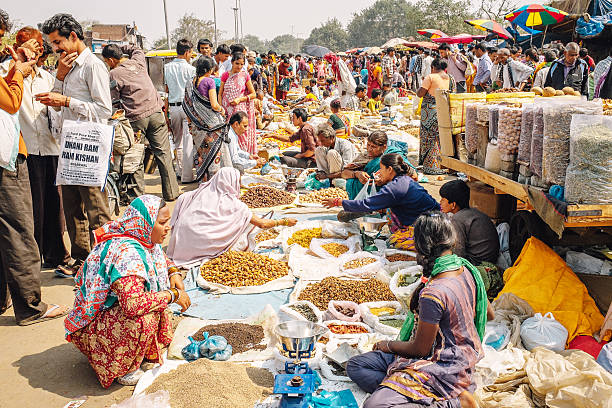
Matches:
[342,131,407,200]
[346,212,494,408]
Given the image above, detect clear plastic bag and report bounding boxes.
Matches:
[389,266,423,311]
[483,321,511,351]
[488,105,500,141]
[542,100,603,186]
[310,236,361,259]
[530,106,544,177]
[279,300,323,323]
[517,104,534,166]
[355,179,377,201]
[520,312,568,352]
[465,103,481,154]
[323,300,362,323]
[498,107,523,155]
[597,342,612,373]
[565,114,612,204]
[338,251,385,278]
[181,336,202,361]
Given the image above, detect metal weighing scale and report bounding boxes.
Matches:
[281,166,303,194]
[273,321,328,408]
[356,217,388,252]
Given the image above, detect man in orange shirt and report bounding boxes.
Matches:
[0,9,68,325]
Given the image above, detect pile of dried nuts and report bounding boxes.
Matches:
[321,243,349,257]
[255,229,279,243]
[200,251,289,287]
[327,323,369,335]
[336,305,356,317]
[287,228,322,248]
[298,277,396,310]
[300,188,348,204]
[240,186,295,208]
[386,253,416,262]
[343,257,377,270]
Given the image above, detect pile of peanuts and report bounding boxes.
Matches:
[343,257,377,270]
[300,188,348,204]
[200,251,289,287]
[321,243,349,257]
[240,186,295,208]
[386,253,416,262]
[287,228,322,248]
[298,277,396,310]
[255,229,279,243]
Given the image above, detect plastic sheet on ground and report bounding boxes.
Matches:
[474,345,530,389]
[496,237,604,344]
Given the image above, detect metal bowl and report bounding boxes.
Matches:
[280,166,304,179]
[274,321,328,353]
[356,217,388,233]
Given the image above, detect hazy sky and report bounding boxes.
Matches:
[3,0,544,44]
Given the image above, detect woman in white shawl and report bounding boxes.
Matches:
[167,168,297,268]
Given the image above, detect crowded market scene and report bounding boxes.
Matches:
[2,0,612,407]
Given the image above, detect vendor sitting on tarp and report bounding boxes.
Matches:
[324,153,439,251]
[346,212,494,408]
[167,168,297,268]
[64,196,192,388]
[314,123,355,184]
[341,131,407,200]
[439,180,503,298]
[270,108,319,168]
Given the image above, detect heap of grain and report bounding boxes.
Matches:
[298,277,396,310]
[200,251,289,287]
[241,186,295,208]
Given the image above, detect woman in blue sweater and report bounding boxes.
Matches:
[325,153,440,250]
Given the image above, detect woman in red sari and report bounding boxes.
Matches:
[219,52,258,154]
[367,56,383,98]
[64,195,191,387]
[277,57,293,101]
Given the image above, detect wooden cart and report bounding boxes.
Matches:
[441,156,612,262]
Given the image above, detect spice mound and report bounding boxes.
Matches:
[386,253,416,262]
[240,185,295,208]
[146,358,274,408]
[321,243,349,257]
[288,304,318,322]
[200,251,289,287]
[193,322,265,354]
[287,228,322,248]
[343,257,377,270]
[328,323,369,335]
[255,229,279,243]
[298,277,396,310]
[300,188,348,204]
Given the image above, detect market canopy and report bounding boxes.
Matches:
[405,41,439,50]
[505,4,568,28]
[432,33,486,44]
[417,29,448,39]
[381,38,410,48]
[364,47,383,55]
[303,44,332,58]
[465,19,514,39]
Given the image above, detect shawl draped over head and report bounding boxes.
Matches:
[167,167,253,268]
[65,195,171,339]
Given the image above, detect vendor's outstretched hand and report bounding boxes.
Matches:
[323,198,341,209]
[285,218,298,227]
[176,290,191,313]
[355,171,371,185]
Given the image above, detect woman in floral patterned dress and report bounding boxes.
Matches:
[64,195,191,387]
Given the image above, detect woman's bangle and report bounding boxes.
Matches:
[171,288,180,303]
[168,271,182,280]
[386,340,393,354]
[65,96,71,107]
[166,289,175,303]
[335,198,343,207]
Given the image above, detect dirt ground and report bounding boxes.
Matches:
[0,171,452,408]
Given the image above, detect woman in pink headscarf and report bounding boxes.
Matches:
[167,168,297,268]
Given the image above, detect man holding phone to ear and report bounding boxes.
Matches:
[36,13,112,278]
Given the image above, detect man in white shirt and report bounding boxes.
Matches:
[221,111,265,173]
[314,90,333,115]
[314,123,355,184]
[164,39,195,182]
[491,48,534,89]
[38,13,112,276]
[421,49,433,79]
[219,43,246,76]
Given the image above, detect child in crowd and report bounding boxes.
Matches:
[368,88,383,114]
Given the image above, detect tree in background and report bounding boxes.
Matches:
[419,0,476,36]
[478,0,521,21]
[171,13,215,47]
[267,34,304,55]
[347,0,423,48]
[242,34,267,53]
[303,18,348,52]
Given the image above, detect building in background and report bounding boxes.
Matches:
[85,24,145,53]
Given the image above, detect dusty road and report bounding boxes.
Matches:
[0,171,451,408]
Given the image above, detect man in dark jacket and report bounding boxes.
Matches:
[544,42,589,95]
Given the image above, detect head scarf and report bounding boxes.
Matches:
[167,167,253,268]
[324,53,341,80]
[65,195,171,339]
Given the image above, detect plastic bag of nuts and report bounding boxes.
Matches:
[517,104,534,166]
[309,236,361,259]
[498,107,523,155]
[465,103,482,154]
[323,300,362,323]
[339,252,384,278]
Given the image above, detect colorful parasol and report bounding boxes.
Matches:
[417,29,448,39]
[505,4,568,28]
[465,19,513,39]
[432,33,486,45]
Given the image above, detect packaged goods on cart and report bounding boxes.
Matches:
[449,92,487,135]
[240,185,296,208]
[465,103,482,155]
[295,277,397,310]
[565,114,612,204]
[498,107,523,155]
[484,141,501,174]
[488,105,500,141]
[542,100,603,186]
[517,104,534,166]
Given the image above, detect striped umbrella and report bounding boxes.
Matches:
[417,29,448,39]
[465,19,513,39]
[505,4,568,28]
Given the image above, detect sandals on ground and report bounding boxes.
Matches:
[18,304,70,326]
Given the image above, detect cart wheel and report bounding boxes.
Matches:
[509,210,547,263]
[105,176,120,216]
